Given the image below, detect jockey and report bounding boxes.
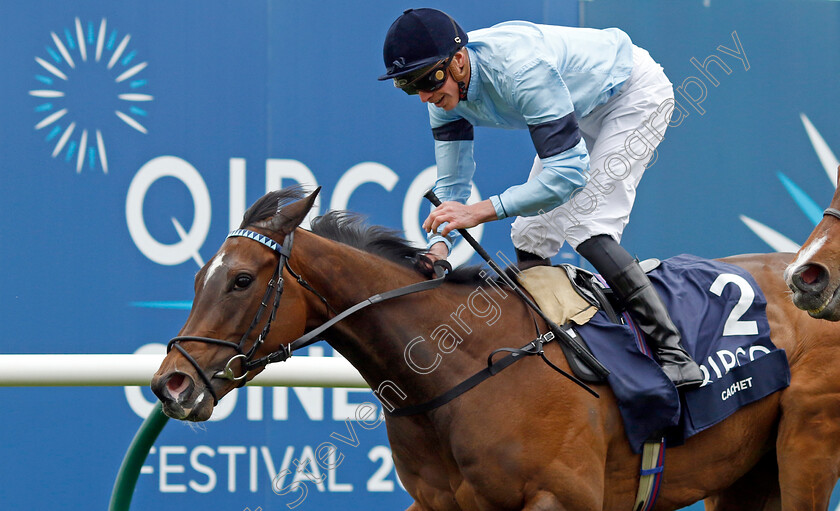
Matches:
[378,8,703,388]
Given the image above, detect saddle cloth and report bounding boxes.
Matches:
[520,254,791,453]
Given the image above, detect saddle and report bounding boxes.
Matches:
[518,259,665,383]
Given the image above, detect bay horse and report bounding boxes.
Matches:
[786,167,840,321]
[152,187,840,510]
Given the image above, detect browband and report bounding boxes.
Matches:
[228,229,291,257]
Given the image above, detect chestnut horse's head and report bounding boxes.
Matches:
[785,167,840,320]
[151,187,319,421]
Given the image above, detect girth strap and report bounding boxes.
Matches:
[634,437,666,511]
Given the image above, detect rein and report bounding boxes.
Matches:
[423,190,610,381]
[167,228,451,405]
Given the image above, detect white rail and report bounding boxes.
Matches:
[0,355,368,388]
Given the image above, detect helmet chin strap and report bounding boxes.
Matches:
[457,81,468,100]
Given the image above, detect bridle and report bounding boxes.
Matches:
[167,228,299,405]
[166,227,450,406]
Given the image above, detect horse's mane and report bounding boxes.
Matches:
[239,188,484,284]
[310,210,485,284]
[310,210,422,265]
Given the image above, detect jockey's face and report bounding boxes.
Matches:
[418,75,460,111]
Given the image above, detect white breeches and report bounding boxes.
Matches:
[511,46,675,257]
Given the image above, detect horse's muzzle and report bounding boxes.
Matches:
[151,371,214,421]
[787,262,840,319]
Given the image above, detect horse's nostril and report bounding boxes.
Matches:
[801,265,824,285]
[793,263,830,293]
[161,372,193,403]
[167,373,188,394]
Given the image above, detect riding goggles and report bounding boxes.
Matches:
[393,55,453,95]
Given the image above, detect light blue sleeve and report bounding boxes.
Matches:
[493,138,589,218]
[432,138,475,204]
[490,58,590,219]
[426,107,477,250]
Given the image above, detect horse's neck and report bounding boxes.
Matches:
[291,230,527,408]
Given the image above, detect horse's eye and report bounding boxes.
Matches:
[234,274,253,290]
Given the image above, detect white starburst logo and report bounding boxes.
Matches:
[740,113,838,252]
[28,17,153,174]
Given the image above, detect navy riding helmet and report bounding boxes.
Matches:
[378,8,468,95]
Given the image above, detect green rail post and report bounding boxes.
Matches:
[109,401,170,511]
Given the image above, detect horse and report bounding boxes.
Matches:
[786,167,840,321]
[151,187,840,510]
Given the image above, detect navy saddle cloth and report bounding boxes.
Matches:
[574,254,791,453]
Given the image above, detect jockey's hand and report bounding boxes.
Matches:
[415,241,449,278]
[422,200,498,237]
[426,241,449,262]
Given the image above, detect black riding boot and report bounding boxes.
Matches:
[515,249,551,270]
[609,262,704,389]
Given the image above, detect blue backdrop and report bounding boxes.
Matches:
[1,1,838,509]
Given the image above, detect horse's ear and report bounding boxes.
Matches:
[256,187,321,235]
